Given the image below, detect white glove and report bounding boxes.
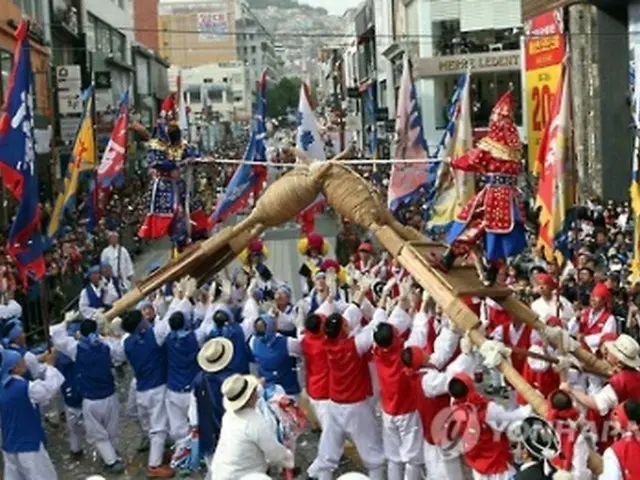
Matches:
[184,276,198,299]
[479,340,511,369]
[382,277,397,298]
[109,317,123,338]
[554,355,582,373]
[220,279,232,304]
[544,326,580,352]
[399,277,412,299]
[208,280,218,301]
[552,470,573,480]
[460,335,474,355]
[247,277,259,297]
[326,270,338,300]
[94,311,106,331]
[282,449,295,469]
[64,310,79,324]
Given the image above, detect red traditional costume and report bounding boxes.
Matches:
[575,283,616,354]
[437,91,526,285]
[298,232,329,294]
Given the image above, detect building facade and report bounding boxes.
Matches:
[158,0,239,68]
[235,4,281,85]
[133,0,159,51]
[175,61,252,122]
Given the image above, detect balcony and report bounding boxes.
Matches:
[432,20,521,57]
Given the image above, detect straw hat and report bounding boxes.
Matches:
[605,334,640,369]
[222,374,259,411]
[197,338,234,373]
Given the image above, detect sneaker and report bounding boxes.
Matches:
[105,459,126,474]
[147,465,176,478]
[137,436,151,452]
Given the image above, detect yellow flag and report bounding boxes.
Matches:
[47,97,96,237]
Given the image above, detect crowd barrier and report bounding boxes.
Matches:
[21,222,145,345]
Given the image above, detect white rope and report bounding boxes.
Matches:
[191,157,445,167]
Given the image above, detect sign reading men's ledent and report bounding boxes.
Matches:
[416,51,521,77]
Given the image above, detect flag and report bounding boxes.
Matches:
[177,72,188,136]
[0,21,45,282]
[211,70,268,224]
[387,55,432,212]
[295,82,326,233]
[631,48,640,282]
[47,88,96,237]
[428,71,475,231]
[97,90,128,189]
[535,61,573,264]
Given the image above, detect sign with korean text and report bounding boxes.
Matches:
[197,11,228,41]
[524,8,566,173]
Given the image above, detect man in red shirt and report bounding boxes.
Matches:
[299,312,329,429]
[372,322,423,480]
[601,400,640,479]
[306,312,384,480]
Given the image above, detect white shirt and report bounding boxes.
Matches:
[571,432,593,480]
[100,244,134,290]
[78,284,106,320]
[0,299,22,320]
[600,444,624,480]
[210,406,292,480]
[568,309,617,353]
[101,277,121,306]
[50,322,126,364]
[9,365,64,406]
[594,384,619,416]
[531,294,575,325]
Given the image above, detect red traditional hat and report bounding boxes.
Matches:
[536,273,557,289]
[358,241,374,253]
[591,283,611,300]
[320,258,340,272]
[476,91,522,162]
[298,232,330,256]
[546,316,563,328]
[249,239,265,254]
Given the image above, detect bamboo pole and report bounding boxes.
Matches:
[499,296,614,378]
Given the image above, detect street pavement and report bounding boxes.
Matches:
[0,241,360,479]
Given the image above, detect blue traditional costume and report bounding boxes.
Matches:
[137,95,210,249]
[435,91,526,285]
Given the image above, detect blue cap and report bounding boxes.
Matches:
[148,261,161,274]
[4,320,23,344]
[136,300,153,311]
[276,284,292,298]
[1,349,22,384]
[87,265,100,277]
[100,262,111,269]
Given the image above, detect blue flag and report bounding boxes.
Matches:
[211,71,268,224]
[0,21,45,283]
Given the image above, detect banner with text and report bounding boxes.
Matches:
[524,8,566,173]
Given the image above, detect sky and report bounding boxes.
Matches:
[305,0,362,15]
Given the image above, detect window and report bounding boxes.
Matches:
[190,89,201,103]
[135,56,150,95]
[433,72,522,128]
[15,0,44,25]
[233,93,243,103]
[95,19,111,53]
[0,50,13,108]
[251,46,256,53]
[111,30,126,61]
[210,90,223,103]
[86,15,96,52]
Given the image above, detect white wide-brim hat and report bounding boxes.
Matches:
[239,474,271,479]
[605,334,640,369]
[337,474,371,480]
[197,338,234,373]
[222,374,259,412]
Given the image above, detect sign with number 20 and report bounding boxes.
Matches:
[524,8,566,173]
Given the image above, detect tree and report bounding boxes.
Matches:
[265,77,301,118]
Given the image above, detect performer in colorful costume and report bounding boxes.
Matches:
[138,95,210,250]
[435,91,526,285]
[298,233,330,295]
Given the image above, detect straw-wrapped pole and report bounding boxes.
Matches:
[318,161,603,473]
[499,297,614,378]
